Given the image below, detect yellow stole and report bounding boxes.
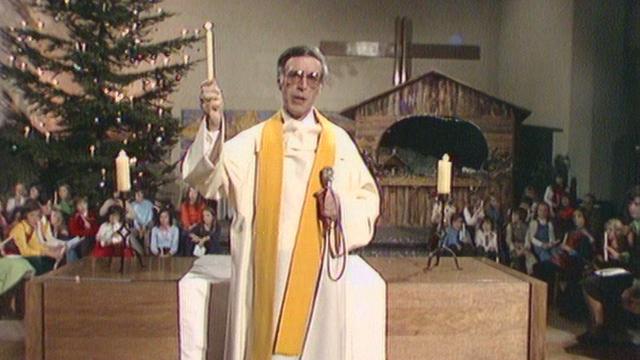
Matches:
[251,110,336,359]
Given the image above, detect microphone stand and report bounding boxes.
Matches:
[108,191,145,273]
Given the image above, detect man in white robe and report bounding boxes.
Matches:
[182,46,380,360]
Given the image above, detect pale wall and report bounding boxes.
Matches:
[157,0,502,114]
[497,0,574,153]
[497,0,633,201]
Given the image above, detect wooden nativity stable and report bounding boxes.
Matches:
[341,70,531,228]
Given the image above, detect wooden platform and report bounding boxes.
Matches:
[25,257,194,360]
[364,256,547,360]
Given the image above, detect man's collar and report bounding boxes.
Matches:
[282,108,317,126]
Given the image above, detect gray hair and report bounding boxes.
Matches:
[276,45,329,85]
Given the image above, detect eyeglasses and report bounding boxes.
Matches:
[284,69,322,88]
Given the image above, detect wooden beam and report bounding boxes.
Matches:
[409,44,480,60]
[319,41,395,58]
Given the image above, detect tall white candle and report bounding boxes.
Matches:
[437,153,452,194]
[115,150,131,192]
[204,22,215,80]
[603,231,608,262]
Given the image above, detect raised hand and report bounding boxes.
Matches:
[200,79,224,131]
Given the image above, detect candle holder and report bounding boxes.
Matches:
[425,193,462,271]
[108,193,145,273]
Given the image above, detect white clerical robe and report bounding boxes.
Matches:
[182,108,380,360]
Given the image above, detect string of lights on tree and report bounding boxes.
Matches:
[0,0,202,202]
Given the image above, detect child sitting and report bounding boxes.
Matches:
[506,208,531,272]
[442,214,473,255]
[94,206,133,258]
[475,218,498,260]
[150,208,179,257]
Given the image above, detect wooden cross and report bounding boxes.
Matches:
[320,17,480,86]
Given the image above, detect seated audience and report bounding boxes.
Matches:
[131,188,154,252]
[184,207,221,256]
[484,194,503,230]
[506,208,532,272]
[6,182,27,220]
[180,187,205,232]
[526,202,559,265]
[581,193,604,236]
[595,219,632,269]
[556,193,575,238]
[99,191,124,219]
[53,184,74,218]
[94,205,132,258]
[442,214,473,255]
[38,209,84,263]
[28,184,42,205]
[463,194,484,239]
[8,200,64,275]
[534,209,595,310]
[475,218,498,260]
[150,208,179,257]
[543,175,567,216]
[68,197,99,257]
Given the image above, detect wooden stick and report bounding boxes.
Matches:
[204,22,215,80]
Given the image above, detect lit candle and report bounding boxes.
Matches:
[101,168,107,178]
[45,131,50,143]
[437,153,452,194]
[204,22,215,80]
[115,150,131,192]
[37,20,44,29]
[89,145,95,158]
[24,126,30,138]
[183,54,190,65]
[603,231,608,262]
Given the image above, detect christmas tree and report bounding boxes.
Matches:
[0,0,200,202]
